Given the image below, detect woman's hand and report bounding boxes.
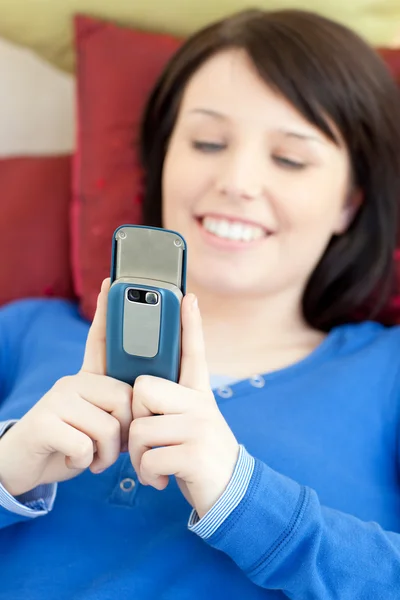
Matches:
[129,293,240,519]
[0,279,133,497]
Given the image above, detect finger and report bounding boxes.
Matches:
[43,416,95,470]
[179,294,210,392]
[57,393,121,473]
[140,445,185,490]
[129,415,187,482]
[132,375,192,419]
[81,278,110,375]
[73,372,133,448]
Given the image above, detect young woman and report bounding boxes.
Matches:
[0,9,399,599]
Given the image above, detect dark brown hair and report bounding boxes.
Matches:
[140,9,400,331]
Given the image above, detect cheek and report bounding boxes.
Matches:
[277,170,347,234]
[162,147,189,229]
[162,144,214,229]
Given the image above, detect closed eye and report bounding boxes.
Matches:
[192,141,226,153]
[273,156,307,170]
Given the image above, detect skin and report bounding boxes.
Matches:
[0,48,362,520]
[163,48,360,378]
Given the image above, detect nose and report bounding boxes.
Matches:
[216,147,265,201]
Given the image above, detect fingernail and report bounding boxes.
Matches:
[92,465,105,474]
[191,294,198,310]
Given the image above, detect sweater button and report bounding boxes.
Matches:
[216,386,233,399]
[249,374,265,388]
[120,478,136,492]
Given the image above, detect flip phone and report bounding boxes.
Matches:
[106,225,187,386]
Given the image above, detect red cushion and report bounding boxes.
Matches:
[0,155,74,305]
[375,48,400,323]
[72,15,181,320]
[72,13,400,322]
[377,48,400,84]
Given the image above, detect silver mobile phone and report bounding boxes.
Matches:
[106,225,187,385]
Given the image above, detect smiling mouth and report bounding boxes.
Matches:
[197,215,269,243]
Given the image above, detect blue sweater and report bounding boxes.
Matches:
[0,299,399,599]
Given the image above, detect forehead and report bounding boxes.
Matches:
[178,49,308,127]
[177,48,346,150]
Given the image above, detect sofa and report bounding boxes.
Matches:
[0,4,399,324]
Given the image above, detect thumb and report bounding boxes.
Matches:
[179,294,210,392]
[81,278,110,375]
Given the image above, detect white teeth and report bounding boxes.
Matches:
[202,217,265,242]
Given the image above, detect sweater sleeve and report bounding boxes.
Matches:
[195,450,400,599]
[0,420,57,528]
[0,300,67,529]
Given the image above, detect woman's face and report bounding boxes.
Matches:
[162,49,354,299]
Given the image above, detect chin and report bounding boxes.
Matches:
[189,264,262,297]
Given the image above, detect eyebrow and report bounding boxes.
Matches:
[278,129,327,145]
[187,108,327,145]
[188,108,227,120]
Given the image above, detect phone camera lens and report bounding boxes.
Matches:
[127,289,141,302]
[145,292,158,305]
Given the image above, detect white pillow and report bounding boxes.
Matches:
[0,37,75,157]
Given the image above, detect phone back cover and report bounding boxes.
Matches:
[106,281,181,385]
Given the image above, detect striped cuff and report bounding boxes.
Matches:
[0,419,57,518]
[188,445,255,539]
[0,482,57,518]
[0,419,18,437]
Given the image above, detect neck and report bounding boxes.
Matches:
[188,281,325,378]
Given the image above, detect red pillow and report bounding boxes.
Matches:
[72,15,181,320]
[0,155,74,305]
[72,14,400,322]
[377,48,400,84]
[375,48,400,323]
